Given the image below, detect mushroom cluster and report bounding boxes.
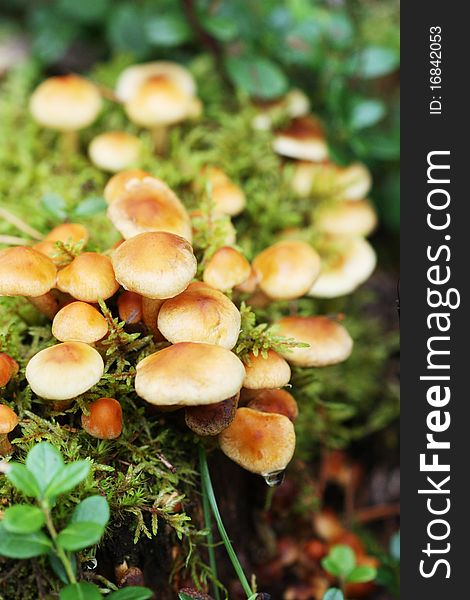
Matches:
[0,62,371,483]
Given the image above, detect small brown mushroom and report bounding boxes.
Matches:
[81,397,122,439]
[0,353,19,388]
[198,166,246,216]
[243,350,291,389]
[52,301,108,343]
[185,392,239,436]
[273,116,328,162]
[104,169,153,204]
[56,252,119,303]
[0,404,19,456]
[246,389,298,422]
[203,247,251,292]
[117,291,143,324]
[89,131,141,173]
[315,199,377,237]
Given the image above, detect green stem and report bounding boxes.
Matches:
[41,503,77,584]
[199,446,254,599]
[200,461,221,600]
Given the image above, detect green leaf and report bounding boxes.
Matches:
[145,15,191,47]
[57,0,110,23]
[57,521,104,551]
[60,582,102,600]
[26,441,64,496]
[349,99,386,131]
[2,505,45,534]
[45,460,90,499]
[72,196,107,218]
[30,8,77,64]
[41,192,68,220]
[109,587,154,599]
[178,594,192,600]
[346,564,377,583]
[202,15,238,42]
[349,46,399,79]
[323,589,344,600]
[0,523,52,558]
[5,463,41,497]
[49,551,72,584]
[72,495,110,528]
[322,544,356,578]
[225,56,288,99]
[389,530,400,560]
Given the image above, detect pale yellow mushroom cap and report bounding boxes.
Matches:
[103,169,153,204]
[203,247,251,291]
[52,301,108,343]
[116,61,196,102]
[26,342,104,400]
[200,167,246,216]
[273,116,328,161]
[158,282,241,349]
[252,89,310,131]
[252,240,321,300]
[135,342,245,406]
[89,131,141,173]
[315,200,378,237]
[291,161,372,201]
[336,163,372,201]
[107,178,192,242]
[243,350,291,389]
[219,407,296,475]
[276,316,353,367]
[30,75,102,131]
[0,246,56,297]
[112,231,197,299]
[56,252,119,302]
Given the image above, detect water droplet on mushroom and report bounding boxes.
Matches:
[262,469,285,487]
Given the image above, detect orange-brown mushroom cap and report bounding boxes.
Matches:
[81,397,122,439]
[56,252,119,302]
[0,246,57,297]
[104,169,153,204]
[0,404,19,434]
[243,350,291,389]
[0,353,19,388]
[117,291,143,324]
[273,116,328,161]
[246,388,298,422]
[203,247,251,291]
[219,407,296,475]
[52,301,108,343]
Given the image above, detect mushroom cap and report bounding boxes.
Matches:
[219,407,296,475]
[243,350,291,389]
[30,75,102,131]
[112,232,197,299]
[125,75,192,128]
[104,169,153,204]
[276,316,353,367]
[253,240,321,300]
[107,178,192,242]
[52,301,108,343]
[44,223,89,245]
[117,291,143,324]
[336,163,372,201]
[246,388,298,422]
[252,89,310,131]
[116,61,196,102]
[201,167,246,216]
[81,397,122,439]
[26,341,104,400]
[56,252,119,302]
[309,237,377,298]
[0,404,19,434]
[234,267,259,294]
[158,282,241,349]
[0,353,19,387]
[0,246,57,297]
[273,116,328,161]
[89,131,141,173]
[315,200,377,237]
[135,342,245,406]
[203,247,251,291]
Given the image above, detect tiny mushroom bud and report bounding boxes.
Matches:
[89,131,141,173]
[203,247,251,291]
[276,316,353,367]
[246,389,299,422]
[0,353,19,387]
[26,341,104,402]
[112,232,197,299]
[185,392,239,436]
[0,404,19,456]
[117,291,143,324]
[107,177,192,242]
[52,301,108,343]
[135,342,245,407]
[253,240,321,300]
[200,166,246,216]
[219,407,296,477]
[243,350,291,389]
[56,252,119,302]
[104,169,153,204]
[158,282,241,349]
[0,246,58,318]
[315,200,377,237]
[81,397,122,439]
[273,116,328,162]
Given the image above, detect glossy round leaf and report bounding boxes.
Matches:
[225,56,288,99]
[0,523,52,558]
[26,442,64,496]
[57,521,104,551]
[60,582,102,600]
[5,463,41,498]
[45,460,90,500]
[2,505,45,534]
[72,495,110,528]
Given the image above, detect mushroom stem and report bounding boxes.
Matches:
[151,125,169,155]
[50,399,74,412]
[141,297,164,336]
[0,207,43,240]
[28,293,59,320]
[61,130,79,155]
[0,433,12,456]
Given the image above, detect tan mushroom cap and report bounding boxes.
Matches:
[0,404,19,434]
[135,342,245,406]
[30,75,102,131]
[243,350,291,389]
[34,223,89,264]
[276,316,353,367]
[81,397,122,439]
[273,116,328,161]
[0,246,57,297]
[336,163,372,201]
[0,353,19,388]
[125,76,193,128]
[309,237,377,298]
[253,240,321,300]
[116,61,196,102]
[56,252,119,302]
[201,167,246,216]
[158,282,241,349]
[315,200,377,237]
[104,169,153,204]
[219,407,296,475]
[52,301,108,343]
[107,178,192,242]
[291,161,372,201]
[117,291,143,324]
[25,342,104,400]
[246,388,298,422]
[89,131,141,173]
[112,231,197,299]
[203,247,251,291]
